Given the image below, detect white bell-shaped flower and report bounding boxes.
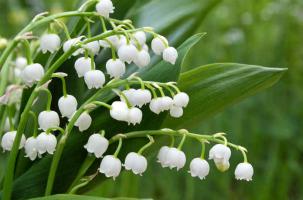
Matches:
[24,137,39,161]
[83,41,100,55]
[110,101,129,122]
[151,36,168,55]
[173,92,189,108]
[149,98,162,114]
[160,96,174,111]
[74,57,94,78]
[170,105,183,118]
[99,155,121,180]
[106,59,126,78]
[15,57,27,70]
[58,95,78,118]
[38,111,60,131]
[74,112,92,132]
[84,134,109,158]
[132,31,146,46]
[124,152,147,175]
[235,162,254,181]
[21,63,45,86]
[63,37,83,56]
[40,34,61,54]
[1,131,26,152]
[117,44,138,64]
[117,35,127,49]
[209,144,231,172]
[127,107,142,125]
[36,132,57,155]
[163,47,178,65]
[164,147,186,170]
[157,146,171,168]
[134,89,152,107]
[96,0,115,18]
[84,70,106,89]
[121,89,137,106]
[99,35,120,48]
[189,158,210,180]
[134,50,150,68]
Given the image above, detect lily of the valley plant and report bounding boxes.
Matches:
[0,0,285,199]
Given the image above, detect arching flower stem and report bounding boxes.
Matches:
[138,135,154,155]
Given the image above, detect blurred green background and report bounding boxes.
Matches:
[1,0,302,199]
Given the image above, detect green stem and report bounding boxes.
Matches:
[0,107,8,137]
[138,135,154,155]
[177,133,186,150]
[52,75,67,97]
[113,138,123,157]
[200,141,206,160]
[46,127,65,135]
[100,16,107,32]
[90,54,95,70]
[91,101,112,110]
[28,111,38,137]
[40,88,52,111]
[22,40,33,64]
[0,40,18,71]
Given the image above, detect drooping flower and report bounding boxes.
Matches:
[24,137,39,160]
[160,96,174,111]
[121,89,151,108]
[84,134,109,158]
[169,105,183,118]
[58,95,78,118]
[15,57,27,70]
[134,50,150,68]
[99,155,121,180]
[74,57,94,78]
[99,35,120,48]
[163,47,178,65]
[132,31,146,46]
[36,132,57,155]
[127,107,143,125]
[149,98,162,114]
[74,112,92,132]
[117,44,138,64]
[21,63,45,86]
[40,34,61,54]
[124,152,147,175]
[106,59,126,78]
[209,144,231,172]
[83,41,100,55]
[157,146,171,168]
[151,35,168,55]
[110,101,129,122]
[189,158,210,180]
[235,162,254,181]
[1,131,26,152]
[173,92,189,108]
[63,37,83,56]
[38,111,60,131]
[84,70,106,89]
[164,147,186,170]
[96,0,115,18]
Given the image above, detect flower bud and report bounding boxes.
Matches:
[157,146,170,168]
[124,152,147,175]
[15,57,27,70]
[134,50,150,68]
[110,101,129,122]
[151,36,168,55]
[106,59,126,78]
[21,63,45,86]
[118,44,138,64]
[63,37,83,56]
[127,107,143,125]
[84,134,109,158]
[83,41,100,55]
[173,92,189,108]
[169,105,183,118]
[84,70,106,89]
[235,162,254,181]
[1,131,26,152]
[163,47,178,65]
[99,155,121,180]
[209,144,231,172]
[24,137,39,160]
[96,0,115,18]
[58,95,78,118]
[36,132,57,155]
[189,158,210,180]
[40,34,61,54]
[38,111,60,131]
[75,112,92,132]
[74,57,94,78]
[164,147,186,170]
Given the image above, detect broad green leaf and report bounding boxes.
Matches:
[29,194,152,200]
[0,34,202,200]
[163,63,287,129]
